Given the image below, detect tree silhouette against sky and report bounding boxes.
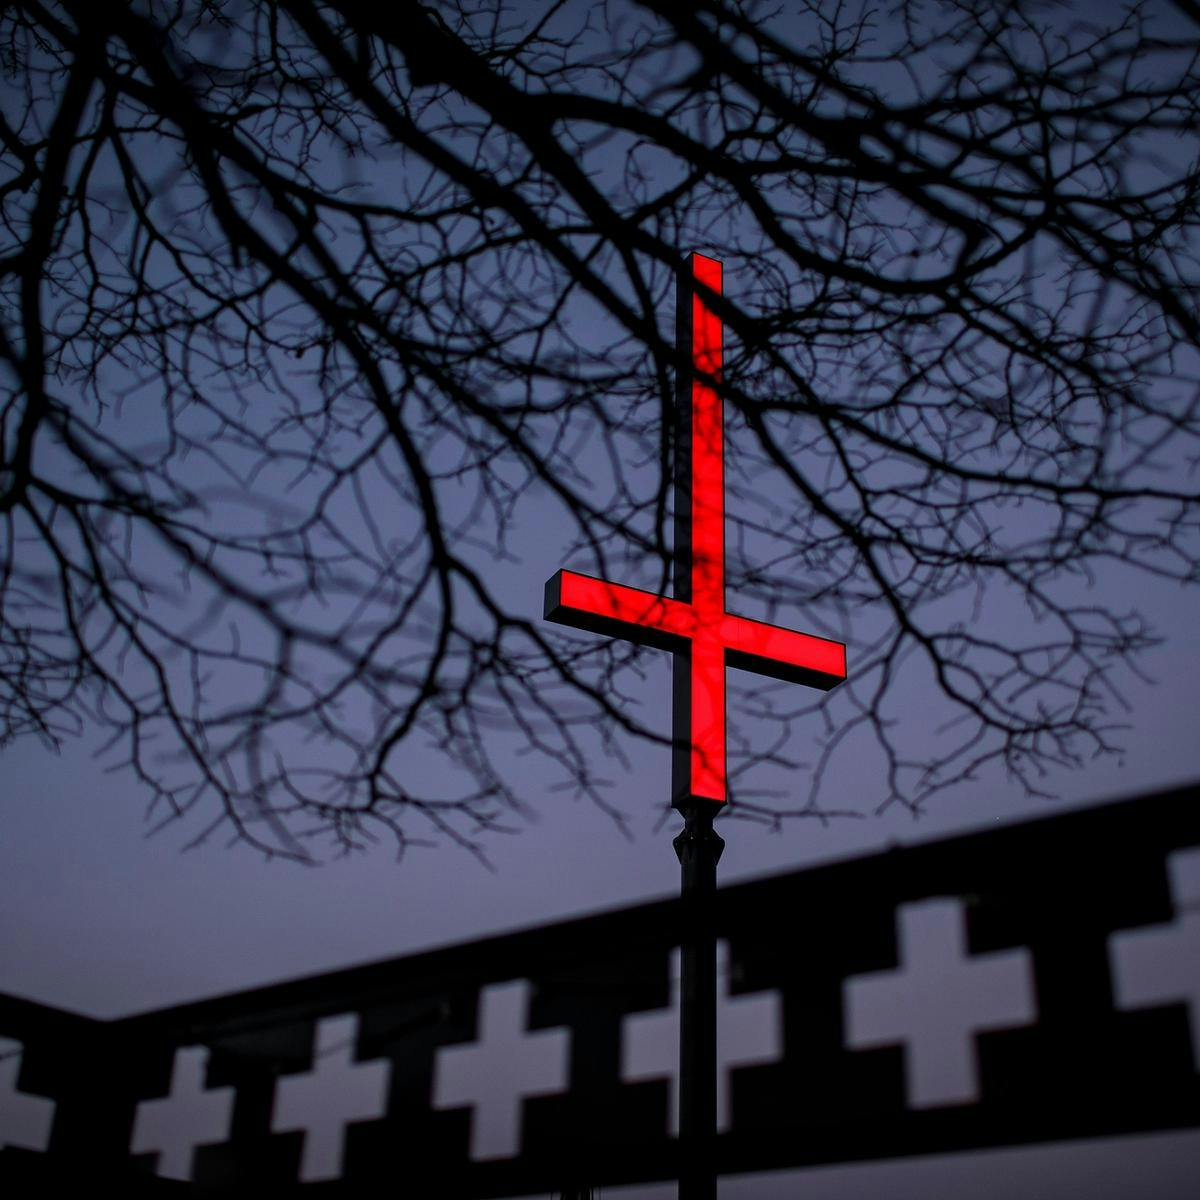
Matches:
[2,0,1198,862]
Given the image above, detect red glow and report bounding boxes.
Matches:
[544,254,846,805]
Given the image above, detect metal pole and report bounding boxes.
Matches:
[673,798,724,1200]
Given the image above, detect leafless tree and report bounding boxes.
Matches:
[1,0,1198,861]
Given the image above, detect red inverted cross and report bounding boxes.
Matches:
[544,254,846,806]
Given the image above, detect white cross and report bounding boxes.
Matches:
[432,978,570,1161]
[844,896,1036,1108]
[271,1012,390,1182]
[131,1045,235,1180]
[620,941,782,1136]
[1110,847,1200,1066]
[0,1038,55,1152]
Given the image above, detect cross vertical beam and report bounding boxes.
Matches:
[673,252,726,805]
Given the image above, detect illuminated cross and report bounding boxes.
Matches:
[544,253,846,805]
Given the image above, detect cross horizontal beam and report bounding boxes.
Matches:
[544,570,845,691]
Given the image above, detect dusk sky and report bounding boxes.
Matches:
[3,0,1200,1195]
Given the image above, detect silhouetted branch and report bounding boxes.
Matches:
[1,0,1198,858]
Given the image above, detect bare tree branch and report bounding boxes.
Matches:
[1,0,1197,859]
